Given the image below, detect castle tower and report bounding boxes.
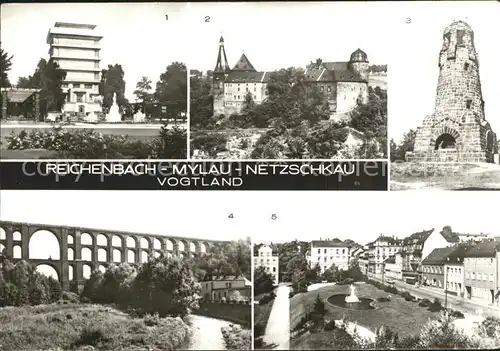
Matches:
[212,36,230,116]
[348,48,370,105]
[407,21,498,163]
[348,48,370,82]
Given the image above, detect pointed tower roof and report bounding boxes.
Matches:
[214,36,230,74]
[232,53,256,72]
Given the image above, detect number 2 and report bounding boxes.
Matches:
[205,16,210,22]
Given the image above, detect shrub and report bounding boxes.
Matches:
[221,325,251,350]
[377,297,391,302]
[313,294,326,316]
[384,286,398,294]
[143,313,161,326]
[449,310,465,319]
[419,298,431,307]
[324,319,337,331]
[254,321,266,339]
[479,316,500,338]
[73,327,107,347]
[258,292,275,305]
[429,298,442,312]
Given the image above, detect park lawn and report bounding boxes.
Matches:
[290,283,440,339]
[391,162,500,190]
[0,302,192,350]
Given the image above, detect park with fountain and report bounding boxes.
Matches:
[288,279,478,350]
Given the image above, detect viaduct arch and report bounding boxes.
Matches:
[0,221,223,291]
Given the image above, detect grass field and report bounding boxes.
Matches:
[0,303,192,350]
[290,283,440,339]
[391,162,500,190]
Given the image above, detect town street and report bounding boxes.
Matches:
[263,285,291,350]
[368,274,500,318]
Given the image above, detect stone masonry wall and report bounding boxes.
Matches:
[409,21,498,163]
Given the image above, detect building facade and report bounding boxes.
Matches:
[47,22,103,116]
[407,20,498,163]
[367,235,402,274]
[384,253,403,281]
[306,239,350,274]
[463,241,499,305]
[421,247,454,288]
[253,244,279,285]
[303,51,369,114]
[200,275,251,302]
[211,37,371,117]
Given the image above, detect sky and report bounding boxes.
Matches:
[1,3,190,101]
[388,1,500,142]
[186,1,392,72]
[249,191,500,244]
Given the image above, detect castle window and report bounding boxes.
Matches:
[327,86,331,92]
[238,95,240,100]
[464,63,470,71]
[234,95,236,99]
[254,95,256,100]
[237,87,240,92]
[320,86,324,91]
[466,99,472,109]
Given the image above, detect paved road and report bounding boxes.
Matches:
[189,315,232,350]
[263,285,291,350]
[369,274,500,318]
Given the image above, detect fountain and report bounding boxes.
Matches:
[133,107,146,123]
[327,284,374,310]
[345,284,360,303]
[105,92,122,122]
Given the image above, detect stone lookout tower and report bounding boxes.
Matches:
[407,20,498,163]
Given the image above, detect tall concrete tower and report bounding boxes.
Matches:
[407,21,498,163]
[47,22,103,116]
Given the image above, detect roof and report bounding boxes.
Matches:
[368,235,402,247]
[445,244,471,264]
[0,88,41,103]
[232,54,256,72]
[304,61,367,83]
[225,71,269,83]
[403,229,434,246]
[464,240,500,258]
[205,275,247,282]
[311,240,349,248]
[441,231,461,243]
[421,246,458,266]
[349,48,369,63]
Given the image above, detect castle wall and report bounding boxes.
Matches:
[336,82,368,113]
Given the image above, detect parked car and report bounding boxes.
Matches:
[386,279,395,285]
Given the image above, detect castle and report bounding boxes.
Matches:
[211,36,370,117]
[406,21,498,163]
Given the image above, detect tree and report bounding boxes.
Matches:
[321,264,338,282]
[133,76,153,103]
[16,76,31,88]
[154,62,187,120]
[254,266,274,296]
[393,129,416,161]
[99,64,127,113]
[190,71,214,130]
[1,46,13,87]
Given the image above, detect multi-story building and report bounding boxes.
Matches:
[444,244,469,297]
[457,233,491,243]
[253,244,279,285]
[463,240,500,306]
[303,52,369,114]
[211,36,371,117]
[47,22,103,116]
[367,235,402,274]
[398,228,455,283]
[306,239,351,274]
[384,252,403,281]
[200,275,251,302]
[420,246,457,288]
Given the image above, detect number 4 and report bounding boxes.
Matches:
[228,213,234,219]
